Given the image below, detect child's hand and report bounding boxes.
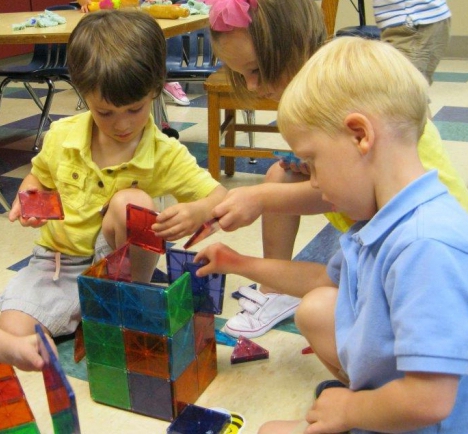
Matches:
[1,332,56,372]
[212,186,264,232]
[194,243,240,276]
[279,159,311,176]
[305,387,352,434]
[78,0,91,12]
[8,198,47,228]
[152,202,204,241]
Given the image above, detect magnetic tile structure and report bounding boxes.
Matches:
[0,364,39,434]
[77,205,223,421]
[166,248,226,315]
[35,326,81,434]
[0,328,80,434]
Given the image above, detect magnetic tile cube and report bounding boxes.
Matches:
[196,340,217,395]
[128,373,172,420]
[79,272,193,337]
[87,362,131,410]
[166,248,226,314]
[78,227,220,422]
[193,313,215,354]
[119,275,193,337]
[123,320,195,381]
[78,276,122,326]
[82,319,126,369]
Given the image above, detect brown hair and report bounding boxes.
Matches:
[67,10,166,106]
[210,0,327,102]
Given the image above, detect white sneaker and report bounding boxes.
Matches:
[223,286,299,338]
[163,82,190,106]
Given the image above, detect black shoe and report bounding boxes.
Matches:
[315,380,347,399]
[162,126,179,139]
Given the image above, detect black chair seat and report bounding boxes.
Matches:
[0,5,85,152]
[336,25,381,40]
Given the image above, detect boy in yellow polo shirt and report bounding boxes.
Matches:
[0,10,226,339]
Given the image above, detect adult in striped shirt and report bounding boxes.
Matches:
[373,0,451,84]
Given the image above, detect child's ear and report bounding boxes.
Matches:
[344,113,374,156]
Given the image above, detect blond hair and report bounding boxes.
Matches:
[210,0,326,102]
[278,37,429,139]
[67,10,166,106]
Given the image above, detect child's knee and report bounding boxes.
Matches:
[109,188,155,211]
[295,286,337,334]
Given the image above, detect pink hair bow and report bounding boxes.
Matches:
[205,0,258,32]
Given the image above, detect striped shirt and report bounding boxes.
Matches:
[373,0,451,29]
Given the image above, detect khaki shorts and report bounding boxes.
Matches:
[0,232,112,337]
[381,18,451,85]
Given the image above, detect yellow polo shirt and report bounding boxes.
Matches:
[326,119,468,232]
[31,112,219,256]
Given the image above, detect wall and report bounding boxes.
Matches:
[334,0,467,58]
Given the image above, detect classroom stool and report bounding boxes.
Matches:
[204,68,280,181]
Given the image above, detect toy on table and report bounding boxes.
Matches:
[141,3,190,19]
[273,150,302,166]
[230,336,269,365]
[35,325,81,434]
[88,0,120,11]
[18,190,64,220]
[183,218,220,249]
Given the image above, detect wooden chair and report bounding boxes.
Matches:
[203,0,339,180]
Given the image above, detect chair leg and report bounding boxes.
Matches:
[24,83,54,125]
[32,79,55,152]
[0,188,10,212]
[0,77,13,116]
[61,76,88,111]
[242,110,257,164]
[152,94,168,129]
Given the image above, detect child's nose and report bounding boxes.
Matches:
[114,116,130,131]
[245,75,259,92]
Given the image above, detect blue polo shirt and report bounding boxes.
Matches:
[327,170,468,433]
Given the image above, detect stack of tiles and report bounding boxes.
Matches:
[0,364,40,434]
[77,242,219,421]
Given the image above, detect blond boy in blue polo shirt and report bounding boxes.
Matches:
[0,10,226,340]
[196,37,468,433]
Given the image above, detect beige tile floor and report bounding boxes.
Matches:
[1,59,468,433]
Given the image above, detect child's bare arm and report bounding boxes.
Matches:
[0,330,56,371]
[306,372,459,433]
[152,185,227,240]
[212,182,331,232]
[194,242,335,298]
